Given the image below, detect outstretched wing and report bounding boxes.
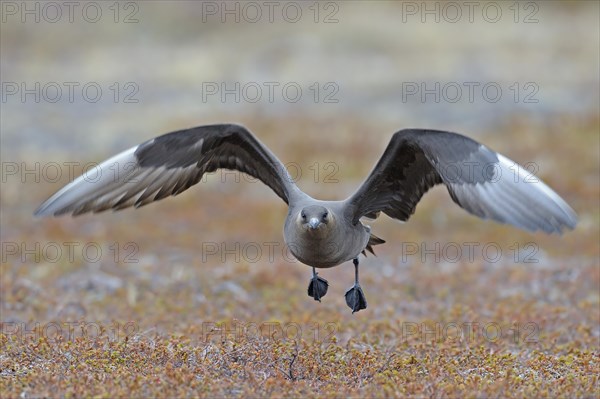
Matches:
[345,129,577,234]
[35,124,296,216]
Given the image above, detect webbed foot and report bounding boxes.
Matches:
[344,284,367,313]
[308,268,328,302]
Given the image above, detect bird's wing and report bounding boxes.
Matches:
[35,124,296,216]
[344,129,577,234]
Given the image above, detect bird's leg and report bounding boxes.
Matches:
[345,258,367,313]
[307,267,328,302]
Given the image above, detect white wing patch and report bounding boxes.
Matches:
[35,146,138,216]
[446,151,577,233]
[34,146,203,216]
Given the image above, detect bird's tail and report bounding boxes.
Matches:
[362,233,386,257]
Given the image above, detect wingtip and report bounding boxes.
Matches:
[33,205,48,218]
[33,207,58,218]
[33,197,62,217]
[33,202,71,218]
[560,219,578,234]
[553,207,578,235]
[536,215,577,235]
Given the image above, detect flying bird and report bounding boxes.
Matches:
[35,124,577,312]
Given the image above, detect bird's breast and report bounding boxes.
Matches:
[284,224,367,268]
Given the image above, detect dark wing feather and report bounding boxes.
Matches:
[345,129,577,234]
[35,124,295,216]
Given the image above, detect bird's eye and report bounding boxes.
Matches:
[323,211,328,219]
[301,211,306,219]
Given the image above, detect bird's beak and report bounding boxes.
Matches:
[309,217,321,230]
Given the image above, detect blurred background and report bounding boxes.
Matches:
[1,0,598,366]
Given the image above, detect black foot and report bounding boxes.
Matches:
[345,285,367,313]
[308,274,329,302]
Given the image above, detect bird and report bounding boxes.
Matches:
[35,124,577,313]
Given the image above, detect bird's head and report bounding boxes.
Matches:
[297,205,331,232]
